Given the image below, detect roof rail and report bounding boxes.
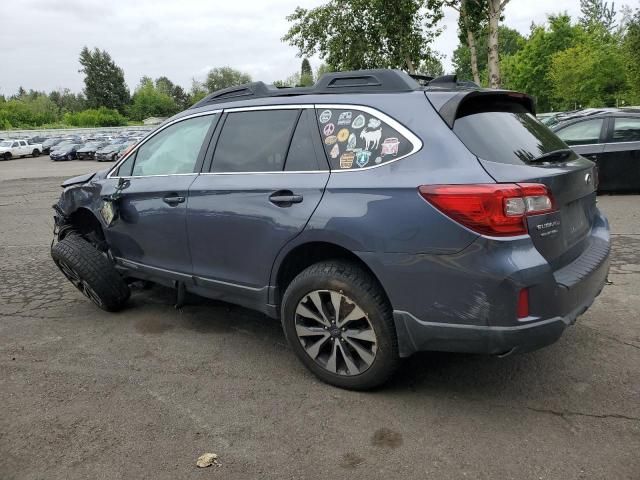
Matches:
[189,69,421,109]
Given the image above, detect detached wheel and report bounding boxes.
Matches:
[32,149,40,157]
[51,235,130,311]
[281,261,399,390]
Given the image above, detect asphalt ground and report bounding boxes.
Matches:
[1,156,639,479]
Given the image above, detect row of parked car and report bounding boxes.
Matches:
[0,130,149,163]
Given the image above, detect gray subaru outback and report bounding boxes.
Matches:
[51,70,610,389]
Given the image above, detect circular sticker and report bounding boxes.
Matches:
[330,144,340,159]
[319,110,332,124]
[375,156,382,164]
[339,151,355,169]
[351,114,365,129]
[323,123,335,136]
[337,128,349,143]
[324,135,337,145]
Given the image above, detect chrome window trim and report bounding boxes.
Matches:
[108,103,423,178]
[106,110,221,179]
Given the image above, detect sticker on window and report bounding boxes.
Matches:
[317,108,412,170]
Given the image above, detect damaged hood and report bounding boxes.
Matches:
[60,169,108,188]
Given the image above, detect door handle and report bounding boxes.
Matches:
[269,190,303,206]
[163,194,185,206]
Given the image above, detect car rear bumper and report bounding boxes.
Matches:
[358,209,610,357]
[393,242,609,356]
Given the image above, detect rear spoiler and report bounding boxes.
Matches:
[427,90,536,128]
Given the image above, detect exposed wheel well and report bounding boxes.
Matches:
[61,208,106,249]
[275,242,390,308]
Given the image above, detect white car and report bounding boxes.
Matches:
[0,139,42,160]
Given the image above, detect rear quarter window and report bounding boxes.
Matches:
[316,108,413,170]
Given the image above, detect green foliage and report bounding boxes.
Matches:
[48,88,86,113]
[453,26,524,83]
[418,55,445,76]
[128,78,179,121]
[0,95,59,128]
[500,15,582,111]
[204,67,252,92]
[78,47,130,113]
[622,9,640,103]
[580,0,617,31]
[548,36,627,109]
[63,107,127,127]
[283,0,443,73]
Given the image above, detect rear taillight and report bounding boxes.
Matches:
[418,183,555,237]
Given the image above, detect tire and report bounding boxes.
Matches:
[281,261,399,390]
[32,149,40,157]
[3,152,11,160]
[51,235,130,312]
[66,154,72,161]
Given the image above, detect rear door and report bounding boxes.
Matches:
[599,116,640,192]
[554,118,607,163]
[445,95,597,268]
[186,107,329,305]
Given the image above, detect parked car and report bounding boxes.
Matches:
[42,137,63,154]
[95,142,131,162]
[50,143,81,161]
[0,139,42,160]
[76,141,109,160]
[50,70,610,389]
[551,108,640,192]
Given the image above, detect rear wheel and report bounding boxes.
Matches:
[51,235,130,311]
[32,149,40,157]
[281,261,399,390]
[3,152,11,160]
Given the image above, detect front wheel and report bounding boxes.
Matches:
[281,261,399,390]
[3,152,11,160]
[51,235,130,311]
[32,149,40,157]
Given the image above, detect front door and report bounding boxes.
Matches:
[187,108,330,307]
[103,113,218,274]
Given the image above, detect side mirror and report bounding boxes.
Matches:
[117,177,130,190]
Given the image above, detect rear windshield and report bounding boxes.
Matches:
[453,105,571,165]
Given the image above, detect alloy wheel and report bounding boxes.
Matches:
[294,290,377,376]
[56,259,104,307]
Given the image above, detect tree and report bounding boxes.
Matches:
[300,58,314,86]
[501,14,582,111]
[453,25,524,83]
[128,77,178,121]
[622,8,640,103]
[548,36,627,108]
[78,47,130,112]
[486,0,510,87]
[580,0,617,32]
[49,88,86,113]
[204,67,252,93]
[155,76,175,96]
[283,0,443,73]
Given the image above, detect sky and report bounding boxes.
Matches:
[0,0,585,96]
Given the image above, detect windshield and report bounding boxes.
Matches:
[453,111,573,165]
[0,141,12,147]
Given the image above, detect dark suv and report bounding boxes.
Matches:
[51,70,610,389]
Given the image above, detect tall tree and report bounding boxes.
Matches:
[129,77,178,121]
[204,67,252,93]
[299,58,314,86]
[78,47,130,112]
[580,0,617,32]
[487,0,510,88]
[283,0,443,73]
[622,8,640,103]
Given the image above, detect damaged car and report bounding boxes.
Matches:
[51,70,611,390]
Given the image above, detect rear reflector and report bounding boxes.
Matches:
[418,183,555,237]
[517,288,530,319]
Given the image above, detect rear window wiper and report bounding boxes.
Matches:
[530,148,573,163]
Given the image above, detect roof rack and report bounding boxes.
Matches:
[190,69,421,109]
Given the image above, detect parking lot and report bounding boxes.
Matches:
[1,156,639,479]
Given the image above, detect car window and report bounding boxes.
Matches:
[555,119,604,146]
[611,117,640,143]
[12,142,18,147]
[285,110,324,171]
[316,108,413,170]
[131,115,214,176]
[211,109,299,172]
